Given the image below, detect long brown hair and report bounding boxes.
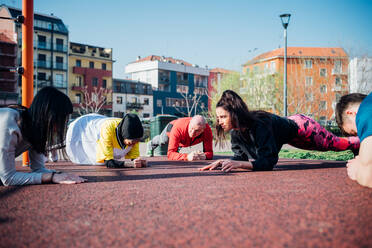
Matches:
[215,90,268,145]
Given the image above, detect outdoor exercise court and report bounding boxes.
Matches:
[1,156,371,247]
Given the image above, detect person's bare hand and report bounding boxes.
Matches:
[187,151,199,161]
[199,160,223,171]
[133,158,147,168]
[347,157,358,181]
[52,173,87,184]
[220,160,241,172]
[195,150,206,160]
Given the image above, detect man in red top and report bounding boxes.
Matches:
[146,115,213,161]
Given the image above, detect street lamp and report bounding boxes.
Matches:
[279,13,291,117]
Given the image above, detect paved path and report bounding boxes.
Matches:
[1,156,371,247]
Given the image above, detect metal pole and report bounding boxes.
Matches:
[22,0,34,166]
[283,27,288,117]
[35,31,38,94]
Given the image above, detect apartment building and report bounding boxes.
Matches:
[112,79,153,119]
[0,32,18,105]
[0,5,69,96]
[349,57,372,94]
[125,55,209,116]
[68,42,113,117]
[208,68,235,111]
[243,47,349,123]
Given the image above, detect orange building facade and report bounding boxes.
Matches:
[243,47,349,123]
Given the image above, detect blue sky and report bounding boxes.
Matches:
[2,0,372,78]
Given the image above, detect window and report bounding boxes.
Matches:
[102,79,107,88]
[319,58,326,63]
[75,76,82,86]
[320,68,327,77]
[320,85,327,93]
[335,93,341,102]
[117,96,122,104]
[335,77,342,87]
[75,94,81,104]
[194,87,206,95]
[37,72,46,80]
[38,54,46,61]
[143,113,150,118]
[38,35,46,48]
[92,77,98,87]
[319,116,327,125]
[55,74,64,87]
[305,77,313,86]
[305,93,313,101]
[76,60,81,67]
[102,63,106,70]
[176,85,188,94]
[89,61,94,68]
[304,60,312,68]
[56,38,64,51]
[320,101,327,110]
[270,61,276,73]
[157,99,162,107]
[144,98,149,105]
[56,56,63,69]
[334,60,342,72]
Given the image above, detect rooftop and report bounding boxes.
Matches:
[132,55,193,67]
[245,47,348,65]
[0,32,15,44]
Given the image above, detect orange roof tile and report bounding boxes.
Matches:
[245,47,348,65]
[210,68,235,74]
[0,32,15,44]
[132,55,193,66]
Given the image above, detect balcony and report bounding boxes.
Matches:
[332,68,347,75]
[332,86,343,92]
[71,84,85,91]
[54,80,68,88]
[54,62,68,71]
[35,60,51,69]
[126,102,143,110]
[73,66,112,77]
[54,44,68,53]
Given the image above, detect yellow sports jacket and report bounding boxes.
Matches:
[96,119,140,163]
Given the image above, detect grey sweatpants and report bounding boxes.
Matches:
[147,123,171,151]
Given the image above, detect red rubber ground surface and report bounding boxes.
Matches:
[1,156,371,248]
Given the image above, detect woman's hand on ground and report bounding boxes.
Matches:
[52,173,87,184]
[198,160,223,171]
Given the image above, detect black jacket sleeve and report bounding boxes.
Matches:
[104,159,125,168]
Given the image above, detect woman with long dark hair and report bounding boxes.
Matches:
[0,86,86,186]
[200,90,360,172]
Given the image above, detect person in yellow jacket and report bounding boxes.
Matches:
[66,113,146,168]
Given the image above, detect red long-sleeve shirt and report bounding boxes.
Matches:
[167,117,213,161]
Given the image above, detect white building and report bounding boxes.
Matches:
[125,55,209,116]
[349,57,372,94]
[112,79,153,119]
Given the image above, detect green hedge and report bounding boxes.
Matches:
[279,149,354,161]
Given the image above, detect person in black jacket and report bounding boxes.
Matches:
[200,90,360,172]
